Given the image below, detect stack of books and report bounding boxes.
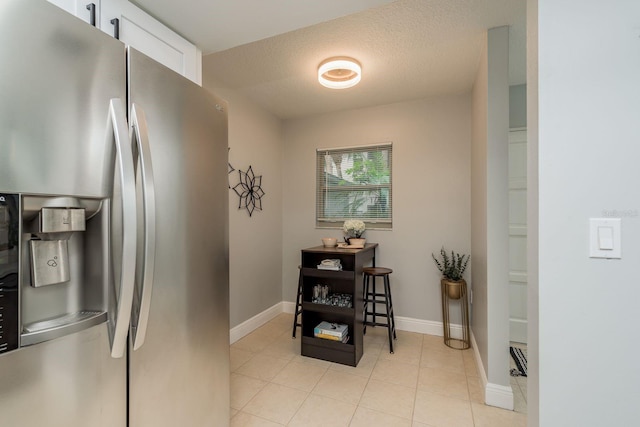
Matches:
[313,321,349,343]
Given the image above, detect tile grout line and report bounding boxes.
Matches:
[283,356,327,426]
[348,344,379,425]
[408,334,424,424]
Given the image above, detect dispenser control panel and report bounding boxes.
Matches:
[0,193,19,354]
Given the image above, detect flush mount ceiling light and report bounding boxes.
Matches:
[317,57,361,89]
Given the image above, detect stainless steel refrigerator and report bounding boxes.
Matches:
[0,1,230,425]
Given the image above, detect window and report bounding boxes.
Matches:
[316,143,392,229]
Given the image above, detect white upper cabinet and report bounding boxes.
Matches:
[46,0,102,27]
[76,0,101,27]
[46,0,202,85]
[100,0,201,85]
[46,0,77,15]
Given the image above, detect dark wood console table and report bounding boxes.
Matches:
[299,243,377,366]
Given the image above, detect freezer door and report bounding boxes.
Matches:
[0,1,127,426]
[0,325,127,427]
[0,0,126,198]
[127,48,230,426]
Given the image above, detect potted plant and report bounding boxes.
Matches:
[431,247,469,299]
[343,219,366,247]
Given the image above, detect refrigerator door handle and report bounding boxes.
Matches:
[130,103,156,351]
[108,98,137,358]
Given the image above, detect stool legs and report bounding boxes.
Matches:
[384,274,397,340]
[382,274,396,353]
[363,273,369,335]
[292,267,303,338]
[363,273,396,353]
[362,273,374,336]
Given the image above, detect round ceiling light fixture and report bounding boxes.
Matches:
[318,57,361,89]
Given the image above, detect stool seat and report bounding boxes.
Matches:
[362,267,393,276]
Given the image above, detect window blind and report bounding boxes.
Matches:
[316,143,392,230]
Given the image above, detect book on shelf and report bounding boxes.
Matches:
[314,321,348,338]
[315,333,349,343]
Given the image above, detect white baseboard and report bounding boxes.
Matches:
[470,332,514,410]
[232,303,468,342]
[229,302,286,344]
[470,332,488,385]
[395,315,467,339]
[282,301,295,314]
[485,383,514,410]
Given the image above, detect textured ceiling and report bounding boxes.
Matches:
[131,0,394,55]
[134,0,526,120]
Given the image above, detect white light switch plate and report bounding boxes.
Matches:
[589,218,621,259]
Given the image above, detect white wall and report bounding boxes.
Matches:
[203,78,472,334]
[282,95,471,324]
[535,1,640,425]
[526,0,539,424]
[470,26,512,409]
[471,34,489,369]
[201,83,284,328]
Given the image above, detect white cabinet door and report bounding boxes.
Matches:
[46,0,76,15]
[75,0,101,27]
[508,128,528,344]
[46,0,201,84]
[100,0,201,85]
[47,0,101,27]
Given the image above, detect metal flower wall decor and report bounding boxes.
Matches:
[228,147,235,189]
[232,165,265,217]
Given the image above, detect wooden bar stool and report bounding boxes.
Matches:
[292,265,303,338]
[362,267,397,353]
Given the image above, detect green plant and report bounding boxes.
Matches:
[431,247,470,281]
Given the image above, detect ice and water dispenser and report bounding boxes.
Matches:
[0,193,110,354]
[29,206,85,287]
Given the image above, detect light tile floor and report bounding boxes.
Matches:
[231,313,527,427]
